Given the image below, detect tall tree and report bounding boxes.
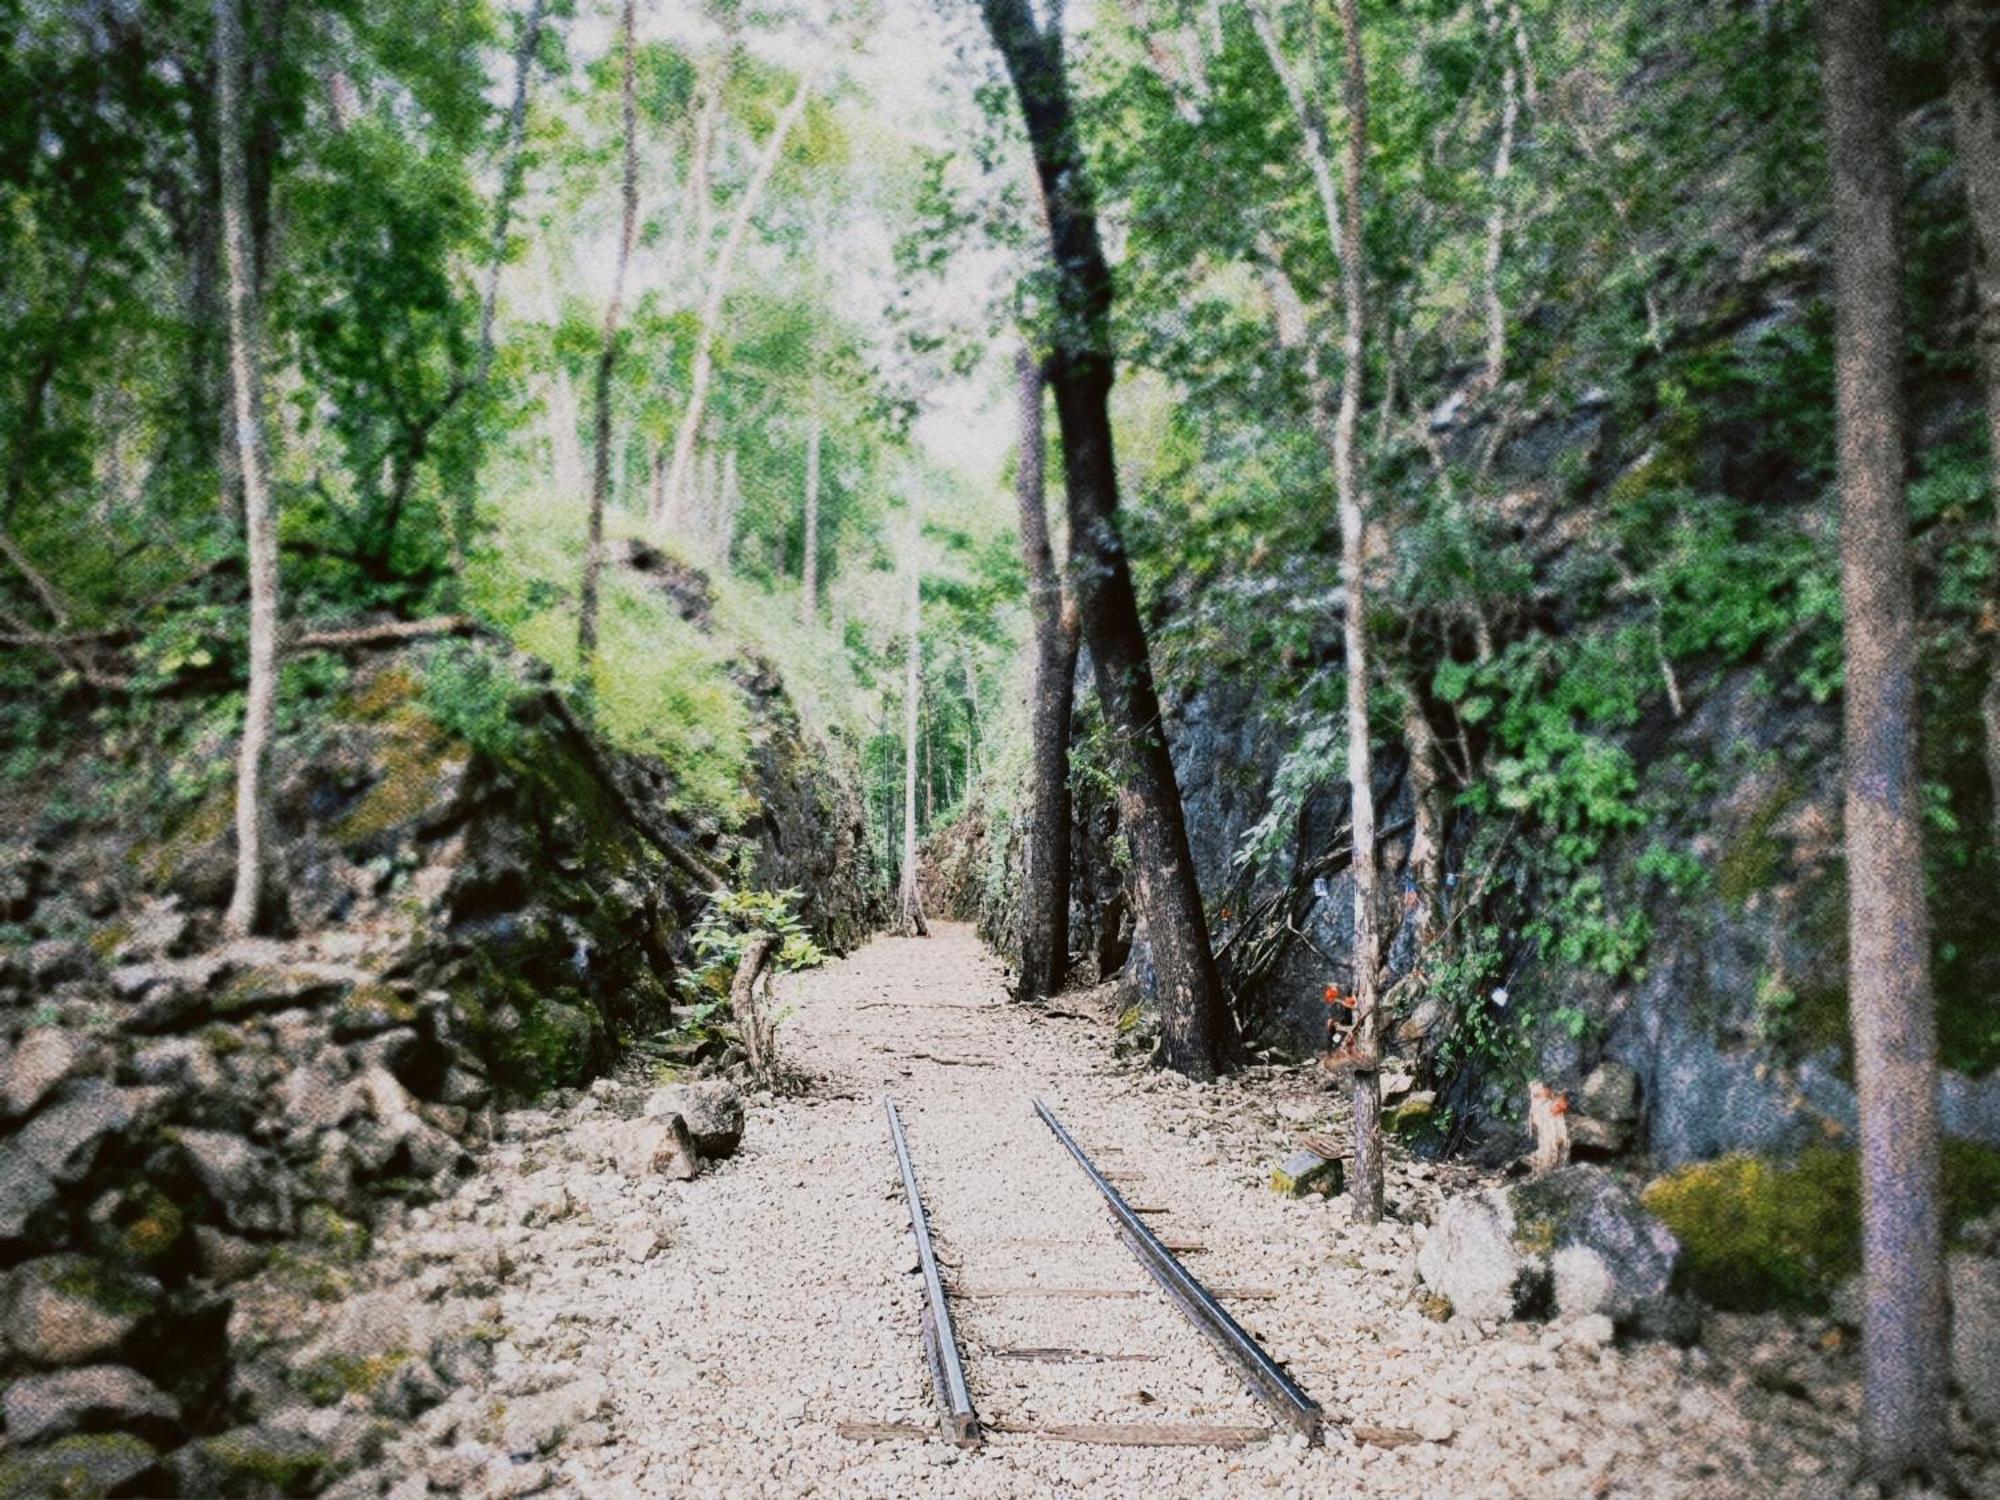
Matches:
[654,78,812,532]
[897,508,929,937]
[801,414,822,618]
[975,0,1227,1078]
[1819,0,1951,1484]
[1014,346,1079,1002]
[218,0,281,938]
[1943,0,2000,862]
[1329,0,1385,1224]
[578,0,639,674]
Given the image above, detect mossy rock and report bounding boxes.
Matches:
[331,719,467,851]
[336,665,421,724]
[299,1204,371,1263]
[167,1425,329,1497]
[88,1182,186,1266]
[1642,1142,2000,1312]
[290,1350,407,1408]
[0,1433,162,1500]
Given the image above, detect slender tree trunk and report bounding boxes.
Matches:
[577,0,638,676]
[655,79,811,533]
[450,0,547,573]
[218,0,280,938]
[1015,347,1079,1001]
[1479,0,1521,389]
[976,0,1225,1078]
[1330,0,1384,1224]
[801,415,822,617]
[1398,665,1445,948]
[897,517,929,937]
[1820,0,1951,1486]
[1944,0,2000,863]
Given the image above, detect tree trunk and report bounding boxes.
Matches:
[1479,0,1522,389]
[450,0,547,572]
[578,0,639,677]
[1820,0,1951,1485]
[1330,0,1384,1225]
[975,0,1225,1079]
[1944,0,2000,864]
[217,0,281,938]
[801,415,822,618]
[1015,347,1079,1002]
[897,518,929,937]
[655,79,812,533]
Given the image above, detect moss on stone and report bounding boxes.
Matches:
[186,1426,329,1493]
[293,1350,406,1407]
[48,1254,159,1319]
[299,1204,371,1263]
[1642,1142,2000,1312]
[333,720,465,849]
[1715,775,1798,910]
[116,1186,185,1262]
[338,665,421,724]
[0,1433,159,1500]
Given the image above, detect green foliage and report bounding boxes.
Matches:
[1643,1143,2000,1312]
[419,642,526,761]
[686,887,828,984]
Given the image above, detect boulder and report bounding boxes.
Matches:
[1950,1252,2000,1428]
[492,1376,610,1456]
[1270,1149,1344,1198]
[173,1128,294,1236]
[642,1081,743,1159]
[3,1255,160,1366]
[1416,1165,1679,1326]
[601,1115,699,1181]
[2,1029,90,1119]
[0,1079,148,1241]
[0,1433,162,1497]
[1572,1062,1641,1156]
[166,1424,331,1498]
[3,1364,180,1446]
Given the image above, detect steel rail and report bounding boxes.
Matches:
[1031,1095,1325,1446]
[882,1097,982,1448]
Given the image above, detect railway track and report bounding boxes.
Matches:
[880,1093,1327,1453]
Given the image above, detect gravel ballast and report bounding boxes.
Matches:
[337,924,1994,1499]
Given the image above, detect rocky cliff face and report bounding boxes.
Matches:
[0,560,877,1489]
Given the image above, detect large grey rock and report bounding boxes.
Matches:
[2,1029,90,1119]
[166,1423,331,1498]
[1417,1166,1679,1326]
[1950,1253,2000,1428]
[3,1363,180,1446]
[643,1081,743,1159]
[3,1255,160,1366]
[0,1433,162,1496]
[174,1128,294,1236]
[493,1376,609,1456]
[1571,1061,1641,1156]
[597,1115,699,1181]
[0,1080,150,1242]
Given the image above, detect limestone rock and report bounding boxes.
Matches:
[0,1080,144,1241]
[1417,1165,1678,1326]
[602,1116,699,1181]
[2,1028,90,1119]
[175,1128,295,1236]
[3,1255,160,1366]
[494,1376,610,1455]
[167,1424,331,1498]
[1270,1149,1344,1198]
[0,1433,162,1497]
[642,1081,743,1159]
[1572,1061,1642,1156]
[3,1363,181,1446]
[1950,1252,2000,1428]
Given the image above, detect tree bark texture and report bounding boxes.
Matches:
[1015,347,1079,1002]
[975,0,1225,1078]
[1820,0,1951,1484]
[655,79,811,532]
[218,0,281,938]
[578,0,638,675]
[1330,0,1384,1225]
[897,521,929,937]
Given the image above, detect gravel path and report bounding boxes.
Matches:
[355,924,1991,1500]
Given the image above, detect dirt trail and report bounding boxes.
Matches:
[359,924,1902,1499]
